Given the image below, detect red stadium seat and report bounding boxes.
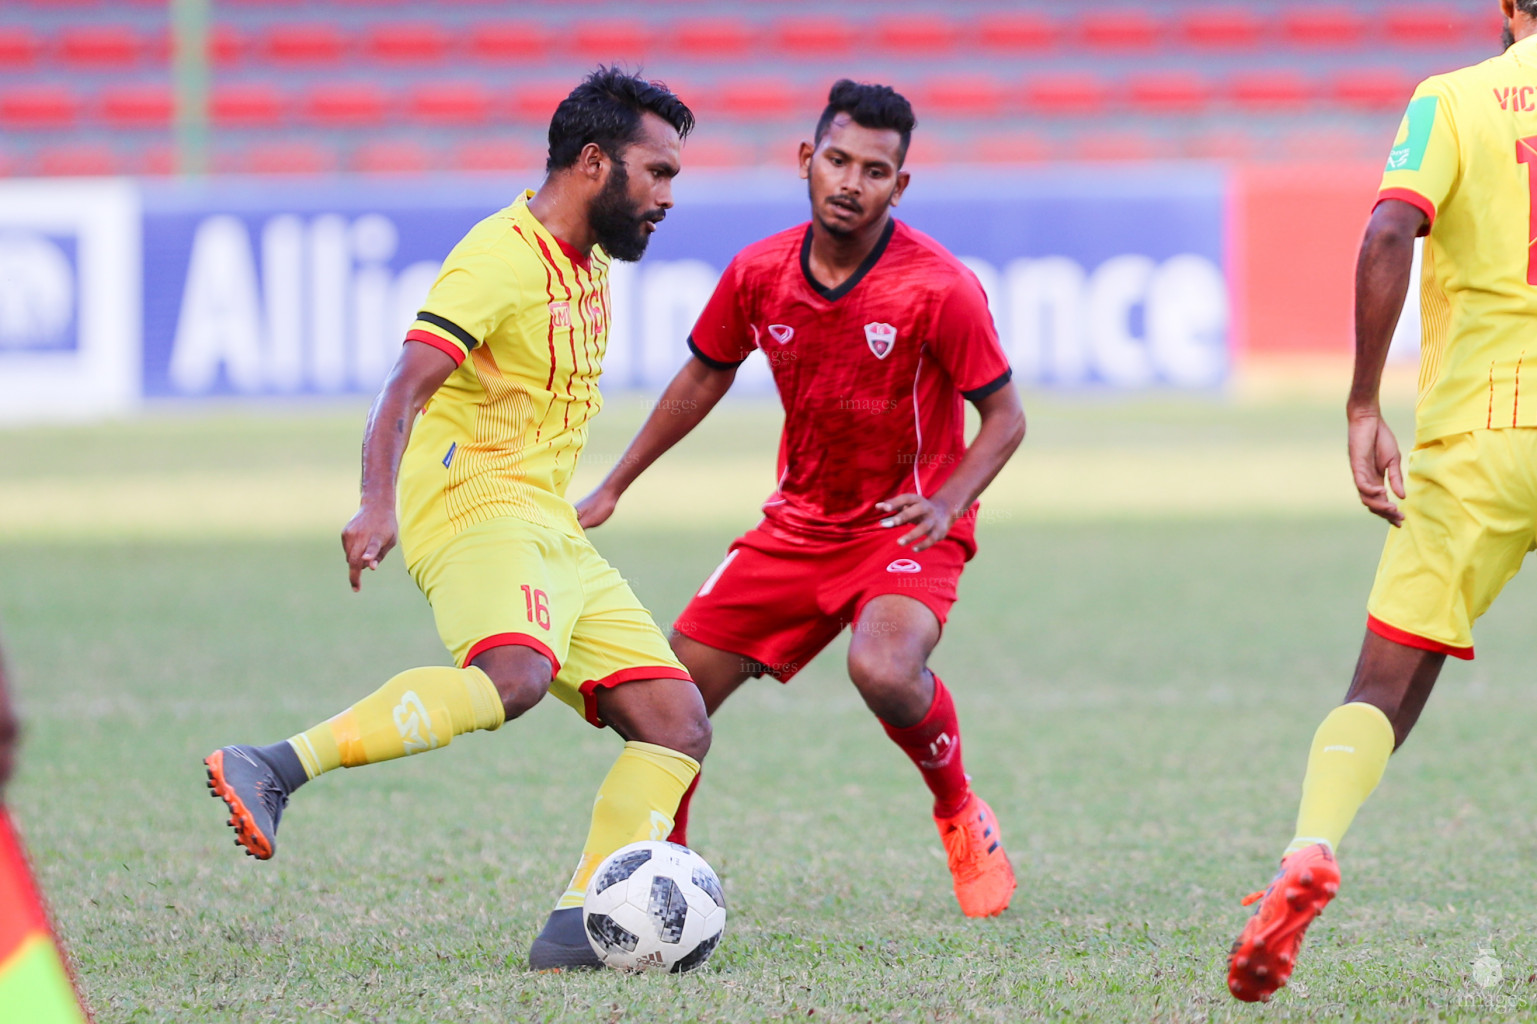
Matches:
[1126,72,1212,115]
[975,132,1053,164]
[1183,130,1260,162]
[510,80,572,124]
[469,22,555,62]
[1024,73,1111,117]
[211,84,286,127]
[0,28,44,68]
[1332,69,1418,111]
[408,82,492,125]
[352,140,434,175]
[201,26,244,66]
[57,26,143,68]
[975,12,1059,52]
[37,145,122,177]
[681,136,755,168]
[773,17,857,56]
[1080,11,1160,50]
[100,84,173,127]
[1229,71,1313,111]
[0,87,80,130]
[139,144,177,176]
[712,77,804,121]
[262,24,347,64]
[877,15,961,56]
[920,75,1008,119]
[453,137,542,173]
[1385,6,1468,47]
[238,142,337,175]
[303,83,388,126]
[1073,131,1172,163]
[1278,127,1377,162]
[671,18,755,60]
[571,20,651,62]
[1283,7,1368,48]
[365,22,450,63]
[1179,7,1262,49]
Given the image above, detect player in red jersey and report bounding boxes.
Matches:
[578,81,1026,918]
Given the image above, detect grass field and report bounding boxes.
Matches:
[5,396,1537,1023]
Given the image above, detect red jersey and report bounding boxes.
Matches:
[688,218,1012,553]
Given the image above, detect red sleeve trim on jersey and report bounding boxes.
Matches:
[1374,188,1435,234]
[577,666,695,728]
[961,368,1014,402]
[1366,614,1473,660]
[462,632,561,675]
[405,329,467,366]
[688,335,746,371]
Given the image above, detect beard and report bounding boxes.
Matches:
[1505,19,1516,50]
[807,179,863,238]
[589,163,658,262]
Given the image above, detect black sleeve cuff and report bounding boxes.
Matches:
[688,335,746,371]
[415,311,479,352]
[962,368,1013,402]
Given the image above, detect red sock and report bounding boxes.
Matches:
[881,675,971,818]
[665,773,700,846]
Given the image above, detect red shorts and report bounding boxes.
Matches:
[673,523,970,682]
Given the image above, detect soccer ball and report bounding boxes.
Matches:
[582,840,727,972]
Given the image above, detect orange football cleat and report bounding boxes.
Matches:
[935,793,1016,918]
[1228,843,1340,1003]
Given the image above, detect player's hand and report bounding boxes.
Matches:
[876,494,956,553]
[342,503,398,591]
[1347,406,1406,527]
[576,485,620,530]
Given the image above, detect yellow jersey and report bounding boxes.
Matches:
[397,190,611,566]
[1378,33,1537,444]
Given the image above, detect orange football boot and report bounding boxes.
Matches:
[1228,843,1340,1002]
[935,793,1016,918]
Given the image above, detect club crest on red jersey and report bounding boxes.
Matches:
[865,322,897,359]
[767,324,795,345]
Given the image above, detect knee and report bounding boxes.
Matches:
[847,642,923,699]
[670,710,712,764]
[470,647,553,720]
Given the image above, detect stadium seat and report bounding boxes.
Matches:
[1080,10,1160,50]
[36,144,121,177]
[975,12,1059,52]
[261,24,348,64]
[876,15,961,56]
[352,140,434,175]
[570,20,651,62]
[407,82,492,125]
[680,135,755,168]
[510,80,573,124]
[57,26,144,68]
[237,141,337,175]
[303,83,389,126]
[203,26,244,66]
[0,28,44,69]
[1073,131,1172,162]
[1385,6,1469,47]
[210,84,286,127]
[139,144,177,176]
[974,132,1053,164]
[773,17,857,56]
[920,75,1008,119]
[1332,70,1418,111]
[1126,72,1212,115]
[469,22,555,62]
[1283,7,1368,48]
[364,22,451,63]
[1024,73,1111,117]
[1179,7,1262,49]
[712,77,804,121]
[453,136,542,173]
[671,18,756,60]
[1229,71,1313,111]
[0,87,80,130]
[1182,129,1260,162]
[99,84,173,127]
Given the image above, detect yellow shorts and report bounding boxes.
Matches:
[407,516,690,727]
[1366,428,1537,659]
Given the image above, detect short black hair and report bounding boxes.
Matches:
[813,79,917,165]
[546,67,695,173]
[1520,0,1537,16]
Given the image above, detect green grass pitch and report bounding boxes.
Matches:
[3,397,1536,1022]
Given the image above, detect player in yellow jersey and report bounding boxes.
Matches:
[202,69,709,971]
[1228,1,1537,1002]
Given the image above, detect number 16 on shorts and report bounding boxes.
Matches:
[521,585,552,631]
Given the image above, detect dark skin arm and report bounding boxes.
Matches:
[576,355,738,528]
[879,382,1027,552]
[342,340,459,590]
[0,640,16,795]
[1347,199,1427,528]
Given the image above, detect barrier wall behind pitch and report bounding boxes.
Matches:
[0,165,1400,422]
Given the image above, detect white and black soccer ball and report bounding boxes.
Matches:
[582,840,726,972]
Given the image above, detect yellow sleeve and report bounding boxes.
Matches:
[405,249,519,366]
[1377,78,1460,232]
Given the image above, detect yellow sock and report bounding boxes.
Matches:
[285,666,505,778]
[555,741,701,910]
[1284,701,1395,858]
